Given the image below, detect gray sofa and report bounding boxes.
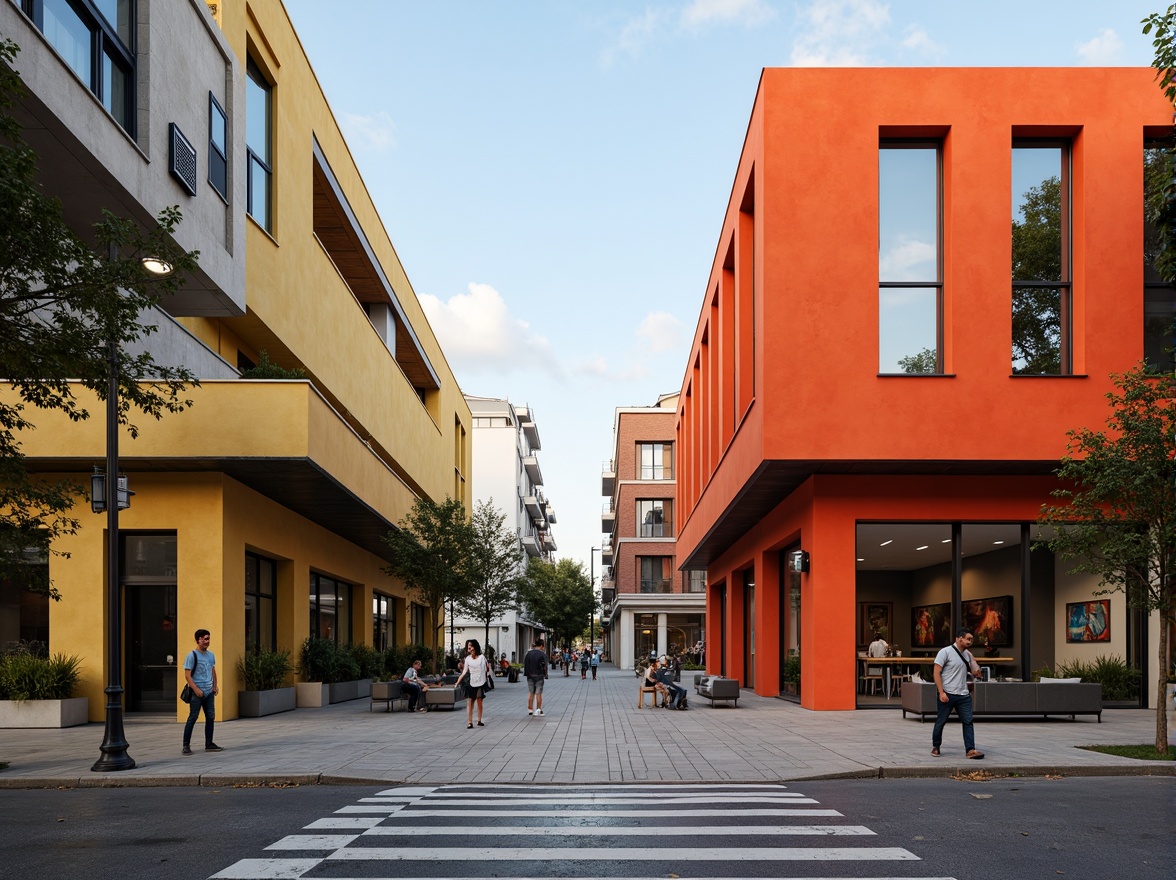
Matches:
[901,681,1102,722]
[425,683,467,710]
[696,676,740,707]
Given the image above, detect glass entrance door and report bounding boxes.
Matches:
[128,583,178,712]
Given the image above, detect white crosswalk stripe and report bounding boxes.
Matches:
[210,783,955,880]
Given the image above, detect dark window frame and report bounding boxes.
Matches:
[245,55,273,231]
[21,0,136,136]
[637,442,674,480]
[636,498,674,538]
[373,591,396,653]
[1011,139,1072,376]
[208,91,228,202]
[309,571,353,646]
[244,551,277,653]
[1144,139,1176,372]
[878,138,944,375]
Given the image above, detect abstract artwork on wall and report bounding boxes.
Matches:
[1066,599,1110,643]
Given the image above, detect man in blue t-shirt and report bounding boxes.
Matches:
[182,629,223,755]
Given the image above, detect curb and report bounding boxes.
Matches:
[0,763,1172,789]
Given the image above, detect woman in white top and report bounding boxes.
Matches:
[456,638,490,729]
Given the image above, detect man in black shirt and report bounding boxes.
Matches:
[523,638,549,717]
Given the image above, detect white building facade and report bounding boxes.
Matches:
[449,396,555,662]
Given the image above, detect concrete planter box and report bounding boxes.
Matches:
[238,687,296,718]
[328,679,369,703]
[0,696,88,728]
[295,682,330,708]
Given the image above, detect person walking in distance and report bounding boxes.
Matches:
[589,648,600,680]
[524,637,549,716]
[455,639,490,729]
[182,629,222,755]
[580,649,589,680]
[931,627,985,759]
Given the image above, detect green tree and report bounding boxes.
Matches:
[458,499,523,657]
[1037,365,1176,755]
[381,496,473,673]
[898,347,937,375]
[518,557,594,650]
[0,38,199,599]
[1011,176,1062,375]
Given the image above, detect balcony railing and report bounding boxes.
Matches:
[639,579,674,594]
[601,459,615,496]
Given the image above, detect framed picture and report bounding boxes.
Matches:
[962,595,1013,647]
[911,602,952,648]
[858,602,893,646]
[1066,599,1110,643]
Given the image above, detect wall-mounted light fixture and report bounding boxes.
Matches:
[140,256,174,276]
[789,549,810,574]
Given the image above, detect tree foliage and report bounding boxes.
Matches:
[1144,8,1176,287]
[1037,365,1176,754]
[381,495,474,673]
[898,347,937,375]
[1011,175,1063,375]
[458,499,523,657]
[518,557,594,650]
[0,38,200,598]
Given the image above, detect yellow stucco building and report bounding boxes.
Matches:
[2,0,469,720]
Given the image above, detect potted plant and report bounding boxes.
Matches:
[236,646,295,717]
[296,637,337,708]
[0,646,87,728]
[328,646,362,703]
[345,643,384,699]
[782,654,801,697]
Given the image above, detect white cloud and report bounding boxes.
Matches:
[339,111,397,152]
[900,25,943,58]
[635,310,686,353]
[879,238,936,277]
[601,9,669,66]
[603,0,775,66]
[790,0,891,66]
[1076,28,1124,65]
[681,0,776,29]
[419,282,558,376]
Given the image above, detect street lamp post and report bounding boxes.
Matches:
[589,547,601,651]
[92,336,134,772]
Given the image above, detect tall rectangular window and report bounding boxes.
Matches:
[1012,142,1070,374]
[244,553,277,652]
[29,0,134,134]
[246,57,272,231]
[638,442,673,480]
[372,592,395,652]
[309,572,352,645]
[636,499,674,537]
[638,556,674,593]
[1144,141,1176,371]
[879,142,941,374]
[209,93,228,201]
[408,603,425,646]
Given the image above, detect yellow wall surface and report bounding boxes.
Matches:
[204,0,472,508]
[50,471,412,722]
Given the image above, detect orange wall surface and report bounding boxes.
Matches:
[679,68,1172,708]
[679,67,1172,567]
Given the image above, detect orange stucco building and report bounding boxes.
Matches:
[675,68,1174,710]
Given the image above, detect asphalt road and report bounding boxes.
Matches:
[0,777,1170,880]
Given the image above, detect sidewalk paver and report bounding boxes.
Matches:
[0,665,1170,787]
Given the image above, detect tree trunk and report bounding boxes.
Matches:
[1156,597,1170,754]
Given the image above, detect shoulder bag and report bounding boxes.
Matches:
[180,651,198,703]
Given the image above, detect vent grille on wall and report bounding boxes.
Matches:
[169,123,198,196]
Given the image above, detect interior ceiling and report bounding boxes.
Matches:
[855,522,1030,572]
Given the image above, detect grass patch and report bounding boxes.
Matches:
[1077,743,1175,760]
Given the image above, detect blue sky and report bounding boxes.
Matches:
[282,0,1164,577]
